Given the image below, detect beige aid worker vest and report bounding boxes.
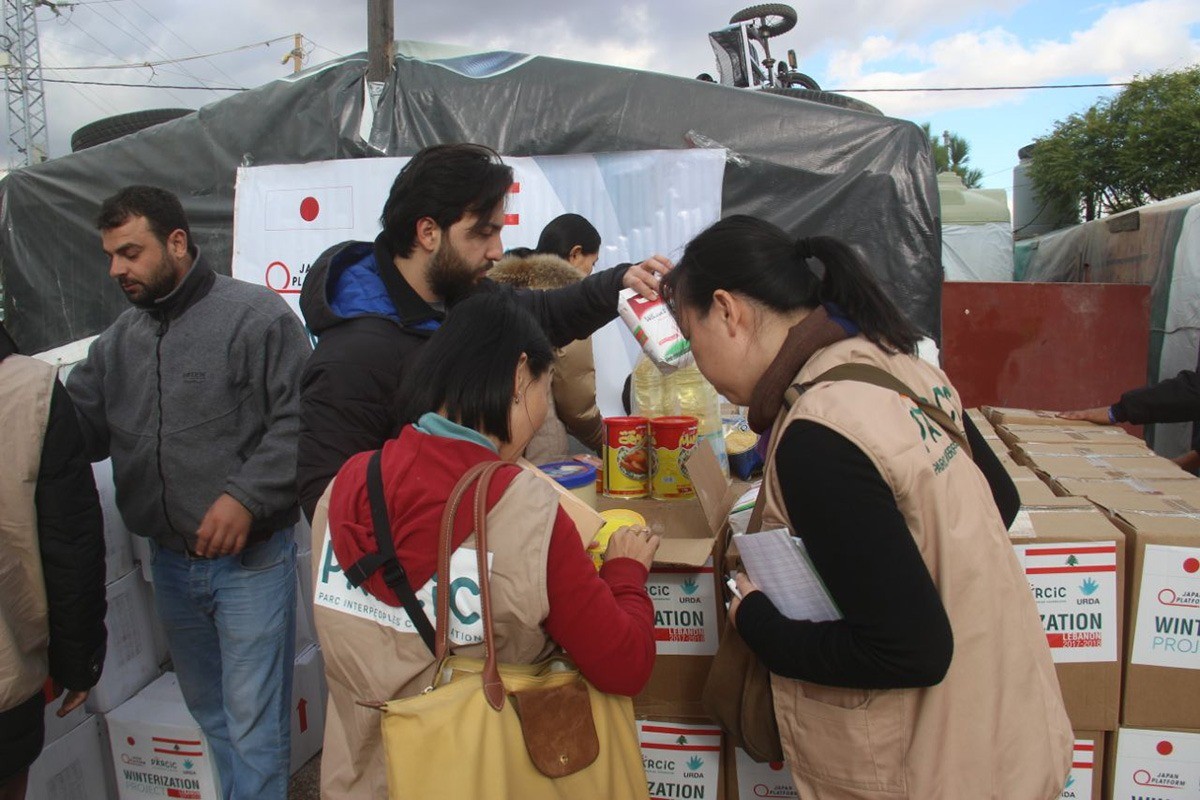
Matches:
[759,337,1073,800]
[311,469,562,800]
[0,355,57,711]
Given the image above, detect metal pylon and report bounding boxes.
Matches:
[3,0,50,166]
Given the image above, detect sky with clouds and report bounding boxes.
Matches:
[15,0,1200,193]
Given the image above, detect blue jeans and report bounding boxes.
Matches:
[150,529,296,800]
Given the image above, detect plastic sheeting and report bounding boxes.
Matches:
[942,223,1014,282]
[0,45,941,353]
[1015,191,1200,455]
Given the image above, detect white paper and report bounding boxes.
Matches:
[1131,544,1200,669]
[1112,727,1200,798]
[638,720,721,800]
[1016,541,1119,664]
[735,747,799,799]
[646,564,719,657]
[734,529,841,622]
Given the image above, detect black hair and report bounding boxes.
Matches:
[663,215,921,354]
[96,185,191,248]
[397,293,554,442]
[535,213,601,259]
[380,143,513,258]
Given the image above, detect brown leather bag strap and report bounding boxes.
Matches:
[788,362,973,459]
[435,461,498,659]
[470,461,509,711]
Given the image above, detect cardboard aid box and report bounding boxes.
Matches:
[1108,727,1200,799]
[93,458,135,585]
[1061,731,1104,800]
[983,407,1095,427]
[996,424,1146,450]
[1030,454,1193,483]
[1013,440,1153,465]
[725,743,798,800]
[1009,508,1125,731]
[106,672,222,800]
[289,644,327,775]
[26,714,113,800]
[87,569,162,714]
[1104,510,1200,729]
[597,441,739,720]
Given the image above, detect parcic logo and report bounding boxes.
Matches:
[681,578,699,596]
[1080,578,1099,596]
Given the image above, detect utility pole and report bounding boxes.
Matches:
[367,0,393,83]
[3,0,52,166]
[281,32,304,74]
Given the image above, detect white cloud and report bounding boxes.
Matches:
[824,0,1200,116]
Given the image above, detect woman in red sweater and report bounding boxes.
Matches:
[311,293,659,799]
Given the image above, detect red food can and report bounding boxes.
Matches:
[650,416,699,500]
[603,417,649,498]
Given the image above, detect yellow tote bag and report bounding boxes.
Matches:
[371,461,650,800]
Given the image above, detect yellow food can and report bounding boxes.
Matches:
[602,417,649,498]
[650,416,699,500]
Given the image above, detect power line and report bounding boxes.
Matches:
[100,2,220,92]
[128,0,244,87]
[55,13,190,106]
[830,81,1131,93]
[39,33,295,71]
[44,76,247,90]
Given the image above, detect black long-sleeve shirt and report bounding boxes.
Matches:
[37,380,107,691]
[736,415,1017,689]
[1112,368,1200,451]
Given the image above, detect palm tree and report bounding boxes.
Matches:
[921,123,984,188]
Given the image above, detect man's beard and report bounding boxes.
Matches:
[427,240,483,306]
[124,254,181,308]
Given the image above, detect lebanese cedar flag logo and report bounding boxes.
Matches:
[265,187,354,231]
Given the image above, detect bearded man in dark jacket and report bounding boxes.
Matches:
[297,143,670,520]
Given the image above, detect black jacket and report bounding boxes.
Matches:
[0,325,106,694]
[1112,352,1200,450]
[297,235,630,519]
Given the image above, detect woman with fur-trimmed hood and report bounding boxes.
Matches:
[490,218,605,462]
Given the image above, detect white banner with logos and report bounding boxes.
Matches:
[231,151,726,416]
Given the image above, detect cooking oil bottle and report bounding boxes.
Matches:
[631,353,729,476]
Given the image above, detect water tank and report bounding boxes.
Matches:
[1012,143,1076,240]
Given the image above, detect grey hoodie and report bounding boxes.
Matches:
[66,251,312,552]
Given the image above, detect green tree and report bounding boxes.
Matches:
[1028,65,1200,221]
[921,123,984,188]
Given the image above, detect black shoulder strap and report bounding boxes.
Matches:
[785,362,972,458]
[343,450,437,655]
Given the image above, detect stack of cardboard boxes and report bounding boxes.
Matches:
[981,407,1200,799]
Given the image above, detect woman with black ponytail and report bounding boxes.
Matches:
[664,216,1071,799]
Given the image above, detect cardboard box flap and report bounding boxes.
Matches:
[1025,508,1124,540]
[1107,508,1200,537]
[688,439,738,538]
[984,407,1094,426]
[654,537,720,568]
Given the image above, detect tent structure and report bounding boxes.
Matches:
[0,42,941,353]
[1016,190,1200,455]
[938,172,1013,282]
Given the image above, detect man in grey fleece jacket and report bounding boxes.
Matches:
[66,186,311,799]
